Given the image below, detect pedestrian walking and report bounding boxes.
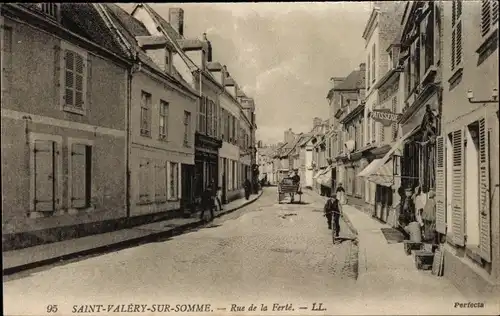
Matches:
[324,193,341,237]
[200,182,215,222]
[215,185,223,211]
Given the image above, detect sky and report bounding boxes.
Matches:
[120,3,371,144]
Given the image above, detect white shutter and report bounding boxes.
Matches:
[71,144,87,208]
[478,118,491,262]
[481,0,492,37]
[34,140,55,212]
[435,136,446,234]
[155,161,167,202]
[451,129,465,246]
[64,50,75,106]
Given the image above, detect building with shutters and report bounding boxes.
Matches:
[131,4,224,204]
[1,4,130,249]
[327,66,367,206]
[438,0,499,299]
[103,4,200,216]
[354,2,406,221]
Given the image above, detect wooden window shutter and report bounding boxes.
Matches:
[435,135,446,234]
[86,55,92,109]
[452,1,456,26]
[379,122,385,142]
[492,0,499,24]
[54,44,61,98]
[71,144,87,208]
[391,97,397,141]
[481,0,491,37]
[451,129,465,246]
[456,21,462,67]
[167,161,172,199]
[34,140,56,212]
[451,29,456,70]
[478,117,491,262]
[178,163,182,199]
[74,53,85,108]
[64,50,75,106]
[154,161,167,202]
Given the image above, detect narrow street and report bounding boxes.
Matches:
[3,188,359,315]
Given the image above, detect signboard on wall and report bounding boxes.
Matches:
[369,109,402,127]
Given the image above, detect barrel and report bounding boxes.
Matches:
[407,222,422,243]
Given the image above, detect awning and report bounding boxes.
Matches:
[367,160,394,187]
[319,172,333,188]
[357,125,419,179]
[357,158,384,178]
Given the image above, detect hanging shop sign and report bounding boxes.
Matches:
[369,109,402,126]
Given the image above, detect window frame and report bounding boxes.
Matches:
[60,41,88,116]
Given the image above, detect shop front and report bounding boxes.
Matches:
[194,133,222,202]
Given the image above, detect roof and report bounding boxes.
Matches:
[283,134,305,157]
[298,133,314,147]
[58,4,130,58]
[103,4,196,94]
[333,69,366,91]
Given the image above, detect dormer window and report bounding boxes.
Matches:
[165,49,173,74]
[35,3,60,21]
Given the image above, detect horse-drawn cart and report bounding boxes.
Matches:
[277,178,302,204]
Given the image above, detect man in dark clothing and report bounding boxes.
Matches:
[200,183,215,222]
[291,171,300,185]
[244,179,251,200]
[324,193,341,236]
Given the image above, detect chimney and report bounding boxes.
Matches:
[203,33,213,62]
[359,63,366,72]
[330,77,345,89]
[169,8,184,36]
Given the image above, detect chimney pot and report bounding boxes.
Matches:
[169,8,184,36]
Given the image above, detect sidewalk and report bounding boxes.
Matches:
[3,191,263,275]
[341,204,500,315]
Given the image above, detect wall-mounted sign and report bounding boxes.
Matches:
[369,109,402,126]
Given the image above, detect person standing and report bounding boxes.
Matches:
[215,185,223,211]
[244,178,251,200]
[200,182,215,222]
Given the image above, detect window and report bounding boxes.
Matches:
[2,26,12,93]
[159,100,169,140]
[481,0,499,37]
[412,39,421,91]
[451,0,463,71]
[371,44,376,83]
[63,48,87,113]
[36,3,60,20]
[207,98,213,137]
[169,162,179,200]
[140,91,151,137]
[70,143,92,209]
[197,97,207,134]
[214,102,219,138]
[183,111,191,146]
[424,4,435,72]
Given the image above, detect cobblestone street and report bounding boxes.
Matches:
[3,188,359,315]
